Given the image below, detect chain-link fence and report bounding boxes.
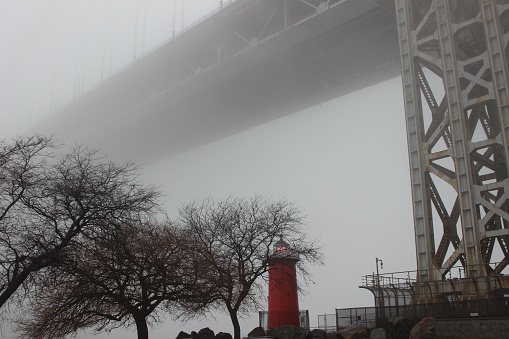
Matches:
[335,296,509,331]
[336,307,377,330]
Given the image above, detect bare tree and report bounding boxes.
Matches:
[0,135,56,309]
[0,135,54,229]
[179,196,323,339]
[0,137,160,310]
[17,221,203,339]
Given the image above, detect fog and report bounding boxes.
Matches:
[0,1,416,338]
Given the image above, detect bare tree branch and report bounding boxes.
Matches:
[17,221,204,339]
[0,137,161,312]
[179,196,323,339]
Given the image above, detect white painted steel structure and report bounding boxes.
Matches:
[397,0,509,282]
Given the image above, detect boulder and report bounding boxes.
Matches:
[337,325,368,339]
[269,325,307,339]
[176,331,192,339]
[306,329,327,339]
[198,327,215,339]
[409,317,434,339]
[385,316,417,338]
[215,332,233,339]
[191,331,200,339]
[369,328,386,339]
[248,327,267,337]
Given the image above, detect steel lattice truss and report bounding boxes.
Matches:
[137,0,344,102]
[397,0,509,281]
[47,0,399,160]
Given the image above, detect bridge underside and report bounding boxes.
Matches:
[38,0,400,162]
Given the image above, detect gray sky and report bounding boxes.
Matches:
[0,1,416,338]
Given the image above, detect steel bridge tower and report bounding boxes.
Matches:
[397,0,509,300]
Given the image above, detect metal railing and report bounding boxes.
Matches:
[361,270,416,289]
[402,298,509,319]
[361,263,509,289]
[259,310,310,330]
[344,264,509,331]
[317,313,337,332]
[335,296,509,331]
[336,307,378,330]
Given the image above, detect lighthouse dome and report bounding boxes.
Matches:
[273,238,290,253]
[272,237,299,260]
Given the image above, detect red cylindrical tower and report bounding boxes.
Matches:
[268,238,299,329]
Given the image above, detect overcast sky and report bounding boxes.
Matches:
[0,1,417,338]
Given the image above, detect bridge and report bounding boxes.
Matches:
[39,0,509,325]
[39,0,400,161]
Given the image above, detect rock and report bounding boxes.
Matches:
[176,331,192,339]
[198,327,215,339]
[269,325,307,339]
[248,327,267,337]
[387,316,405,326]
[409,317,434,339]
[336,325,368,339]
[191,331,200,339]
[215,332,233,339]
[369,328,386,339]
[306,329,326,339]
[385,316,416,338]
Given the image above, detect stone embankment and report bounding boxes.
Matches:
[176,318,509,339]
[175,325,370,339]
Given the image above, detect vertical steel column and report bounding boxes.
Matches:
[396,0,439,282]
[435,0,484,277]
[396,0,509,282]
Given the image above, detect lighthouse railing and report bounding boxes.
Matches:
[258,310,310,330]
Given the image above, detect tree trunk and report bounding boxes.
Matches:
[0,235,68,308]
[0,264,37,308]
[229,309,241,339]
[133,314,149,339]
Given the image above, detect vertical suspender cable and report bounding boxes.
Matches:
[73,58,79,99]
[29,73,37,128]
[142,0,148,54]
[181,0,185,31]
[50,64,58,114]
[134,0,140,61]
[79,18,89,96]
[109,1,116,77]
[73,5,84,99]
[101,1,109,81]
[29,65,37,128]
[37,80,43,119]
[172,0,177,38]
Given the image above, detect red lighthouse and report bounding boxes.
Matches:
[268,238,300,329]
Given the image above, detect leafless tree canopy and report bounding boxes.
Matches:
[0,135,56,310]
[2,137,322,339]
[0,136,161,311]
[179,196,323,339]
[17,221,202,339]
